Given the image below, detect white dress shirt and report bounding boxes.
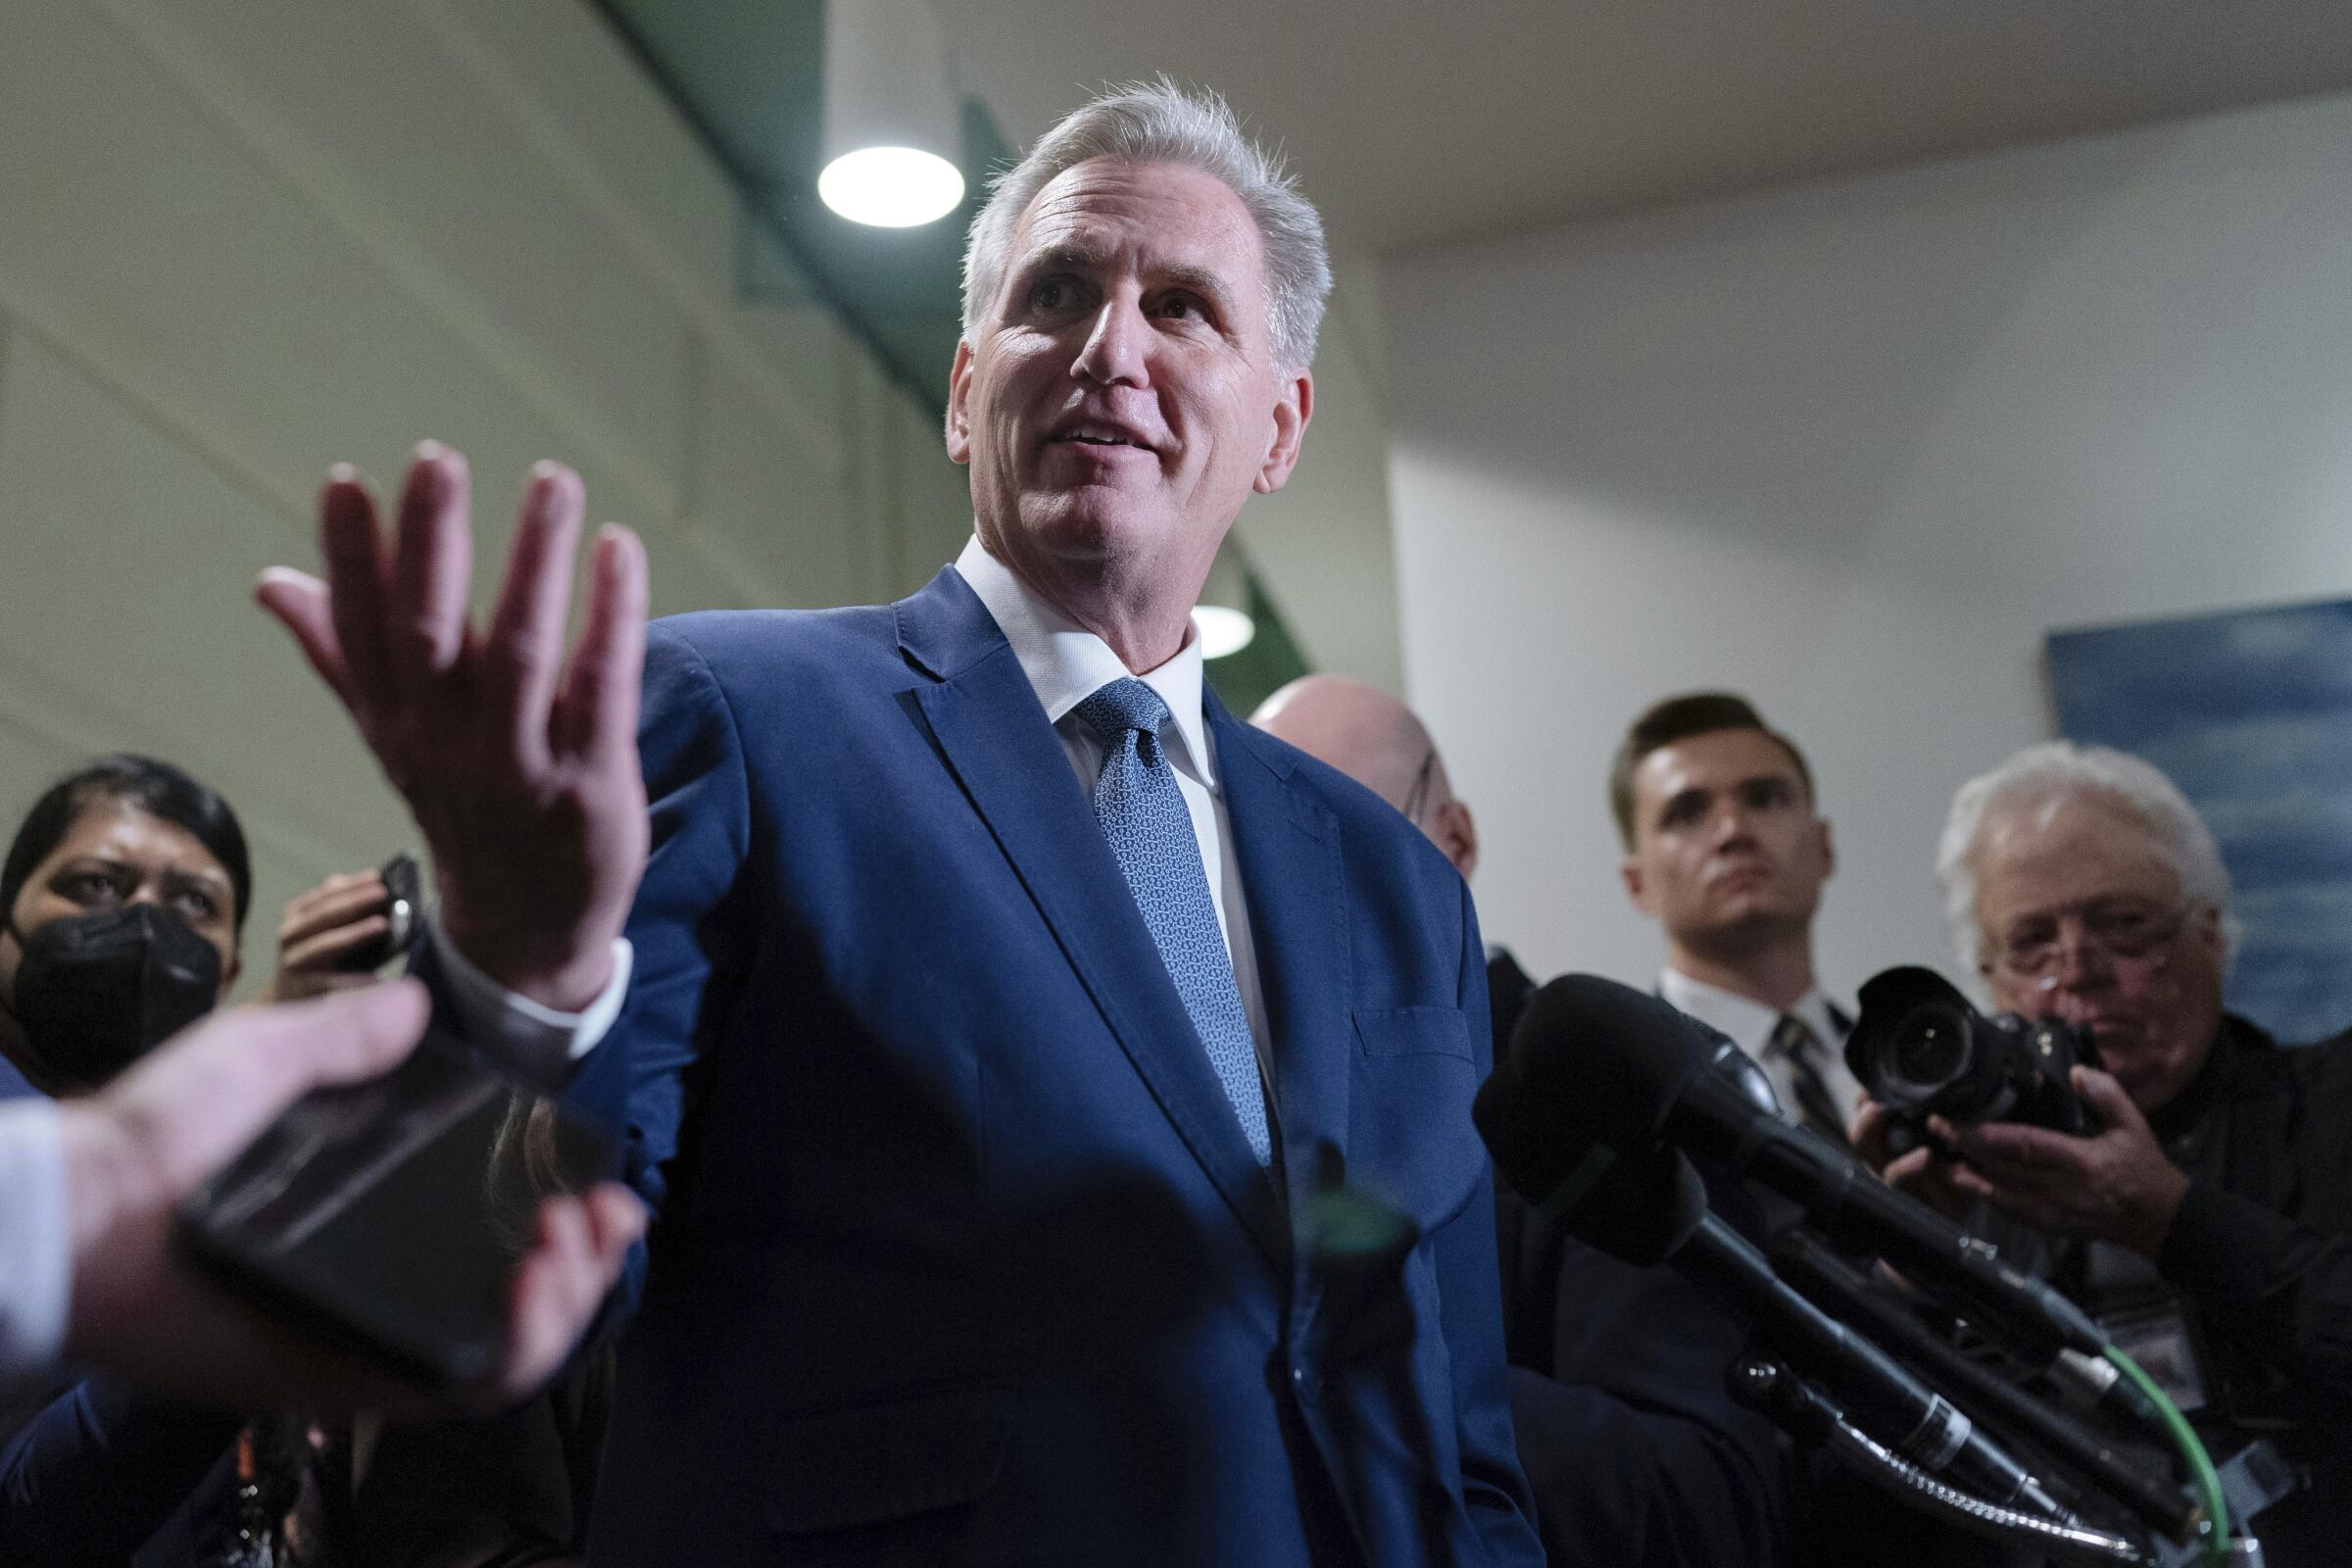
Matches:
[442,536,1275,1112]
[0,1099,71,1382]
[1657,968,1864,1132]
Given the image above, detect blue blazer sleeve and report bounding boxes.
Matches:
[559,622,755,1322]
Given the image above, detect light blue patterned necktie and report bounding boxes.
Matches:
[1070,677,1273,1166]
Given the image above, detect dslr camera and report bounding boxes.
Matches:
[1844,966,2099,1156]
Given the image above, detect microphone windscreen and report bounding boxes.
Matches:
[1474,974,1717,1200]
[1555,1143,1708,1266]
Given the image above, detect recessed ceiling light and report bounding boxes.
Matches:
[819,146,965,227]
[1194,605,1257,661]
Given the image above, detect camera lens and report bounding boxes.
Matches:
[1886,1006,1969,1092]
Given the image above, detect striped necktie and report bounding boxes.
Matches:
[1768,1012,1850,1148]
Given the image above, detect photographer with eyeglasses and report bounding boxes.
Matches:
[1852,742,2352,1565]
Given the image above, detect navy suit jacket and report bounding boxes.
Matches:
[559,566,1540,1566]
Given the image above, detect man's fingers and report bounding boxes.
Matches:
[497,1184,644,1401]
[1953,1120,2073,1170]
[556,525,648,760]
[483,462,585,768]
[318,468,397,707]
[114,980,429,1192]
[255,568,360,712]
[584,1182,648,1261]
[280,914,392,974]
[278,878,390,948]
[1882,1146,1934,1189]
[2072,1065,2140,1129]
[388,443,475,686]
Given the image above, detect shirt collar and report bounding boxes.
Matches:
[953,535,1215,786]
[1658,968,1844,1056]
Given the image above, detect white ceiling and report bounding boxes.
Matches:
[939,0,2352,257]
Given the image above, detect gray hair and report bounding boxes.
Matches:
[1936,741,2241,974]
[959,79,1332,373]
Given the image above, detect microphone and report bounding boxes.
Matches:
[1540,1136,1708,1266]
[1677,1209,2072,1520]
[1473,975,2110,1365]
[1511,1127,2072,1523]
[1772,1229,2196,1540]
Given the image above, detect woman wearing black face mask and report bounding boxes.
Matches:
[0,755,253,1098]
[0,759,416,1566]
[0,760,613,1568]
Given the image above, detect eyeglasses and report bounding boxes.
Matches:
[1984,899,2192,987]
[1400,748,1439,824]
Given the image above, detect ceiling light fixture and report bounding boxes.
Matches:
[818,0,965,228]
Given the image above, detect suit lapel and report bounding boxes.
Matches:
[898,572,1288,1271]
[1207,696,1354,1244]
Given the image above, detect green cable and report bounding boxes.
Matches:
[2104,1343,2229,1564]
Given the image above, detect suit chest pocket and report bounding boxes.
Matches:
[1346,1005,1487,1234]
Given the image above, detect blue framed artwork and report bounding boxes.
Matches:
[2046,599,2352,1045]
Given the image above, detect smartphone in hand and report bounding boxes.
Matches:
[178,1027,613,1386]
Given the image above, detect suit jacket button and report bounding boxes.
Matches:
[1291,1364,1319,1402]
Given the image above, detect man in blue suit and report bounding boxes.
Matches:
[266,82,1540,1566]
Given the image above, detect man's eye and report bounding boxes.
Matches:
[2003,925,2056,960]
[176,889,218,920]
[1156,295,1205,322]
[1031,277,1073,311]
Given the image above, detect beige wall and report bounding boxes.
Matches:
[1385,89,2352,1000]
[0,0,974,991]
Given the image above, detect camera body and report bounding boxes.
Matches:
[1844,965,2099,1156]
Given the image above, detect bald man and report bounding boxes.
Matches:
[1251,675,1791,1568]
[1253,674,1478,877]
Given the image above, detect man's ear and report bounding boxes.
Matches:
[1815,816,1837,882]
[1622,856,1655,915]
[1251,370,1313,494]
[220,947,243,999]
[1434,800,1480,882]
[945,339,975,466]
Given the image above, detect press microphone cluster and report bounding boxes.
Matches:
[1471,974,2132,1535]
[1478,975,2109,1365]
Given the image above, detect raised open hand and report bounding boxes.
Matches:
[258,445,648,1011]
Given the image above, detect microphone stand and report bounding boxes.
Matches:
[1728,1356,2151,1566]
[1772,1229,2200,1543]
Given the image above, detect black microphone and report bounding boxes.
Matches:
[1772,1230,2196,1540]
[1473,975,2109,1364]
[1505,1126,2073,1523]
[1676,1209,2072,1520]
[1541,1136,1709,1266]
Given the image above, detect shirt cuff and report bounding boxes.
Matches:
[0,1099,71,1384]
[424,918,632,1081]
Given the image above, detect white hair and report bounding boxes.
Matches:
[1936,741,2241,974]
[958,79,1332,373]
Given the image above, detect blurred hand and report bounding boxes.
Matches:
[1945,1066,2189,1259]
[264,868,394,1003]
[1851,1097,1981,1225]
[258,446,649,1011]
[58,981,644,1411]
